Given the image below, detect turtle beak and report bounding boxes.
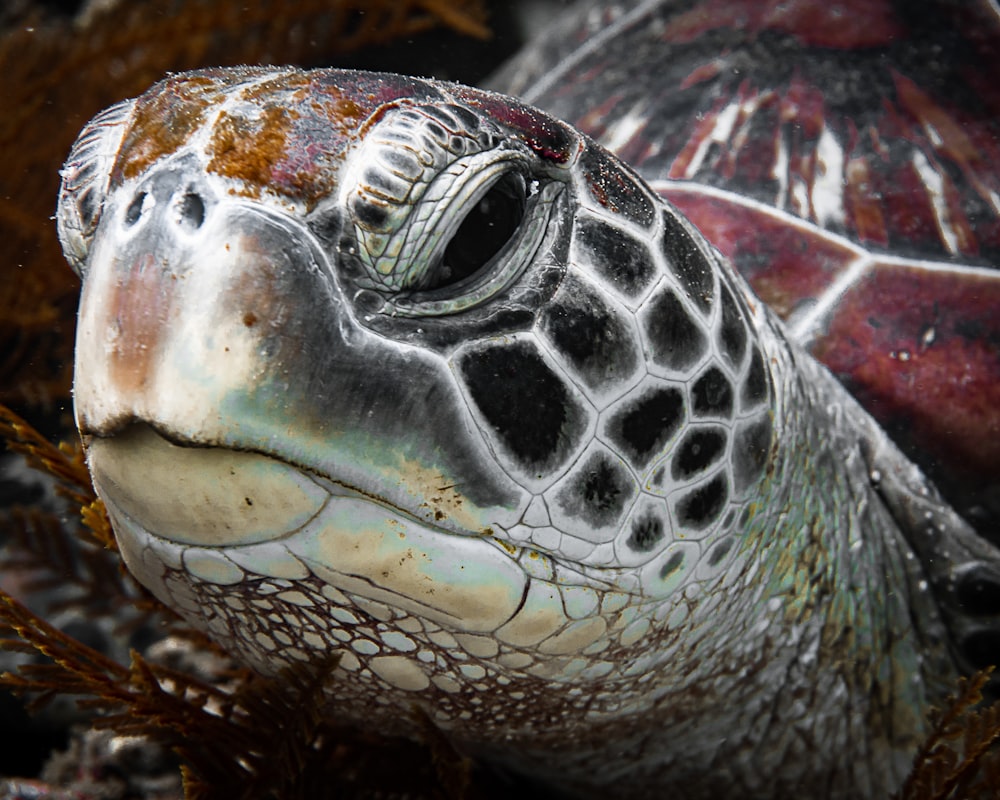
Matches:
[72,162,332,445]
[70,163,343,549]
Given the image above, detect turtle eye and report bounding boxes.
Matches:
[423,172,527,292]
[392,173,562,317]
[340,101,567,316]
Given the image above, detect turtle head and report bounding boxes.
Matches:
[57,68,775,694]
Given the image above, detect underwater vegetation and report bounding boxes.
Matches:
[2,0,1000,797]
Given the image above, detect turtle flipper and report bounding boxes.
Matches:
[862,430,1000,678]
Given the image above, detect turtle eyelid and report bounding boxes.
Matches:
[391,177,564,317]
[421,169,528,293]
[56,98,135,275]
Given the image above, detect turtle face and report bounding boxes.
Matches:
[58,69,775,740]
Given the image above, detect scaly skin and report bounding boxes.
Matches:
[56,67,995,799]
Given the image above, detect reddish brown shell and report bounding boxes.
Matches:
[492,0,1000,538]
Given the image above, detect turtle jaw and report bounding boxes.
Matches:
[85,423,333,549]
[87,422,532,644]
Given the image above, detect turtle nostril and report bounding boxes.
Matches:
[124,191,146,227]
[177,192,206,230]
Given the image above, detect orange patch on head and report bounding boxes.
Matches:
[115,76,223,181]
[334,97,363,120]
[206,106,296,195]
[241,71,313,101]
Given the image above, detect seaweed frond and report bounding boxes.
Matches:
[0,404,93,511]
[3,507,127,616]
[0,403,143,626]
[1,585,476,799]
[2,588,245,787]
[415,704,475,799]
[897,667,1000,800]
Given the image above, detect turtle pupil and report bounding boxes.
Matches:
[429,172,525,291]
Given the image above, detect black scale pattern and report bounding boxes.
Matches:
[692,366,734,418]
[643,287,708,371]
[717,283,748,366]
[457,340,586,472]
[706,536,735,567]
[675,474,729,530]
[659,550,685,580]
[606,387,685,469]
[672,427,727,480]
[557,450,635,527]
[578,146,657,229]
[732,418,774,494]
[574,217,657,299]
[627,510,666,552]
[660,210,714,313]
[742,346,769,408]
[537,273,639,390]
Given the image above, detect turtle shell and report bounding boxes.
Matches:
[490,0,1000,541]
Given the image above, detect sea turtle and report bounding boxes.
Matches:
[53,2,1000,798]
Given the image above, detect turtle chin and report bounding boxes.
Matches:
[86,423,332,548]
[87,423,530,666]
